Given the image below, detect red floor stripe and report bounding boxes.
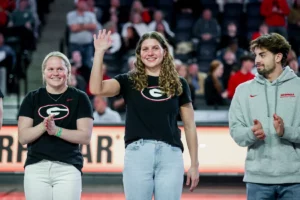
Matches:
[0,192,246,200]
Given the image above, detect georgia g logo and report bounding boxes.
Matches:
[38,104,69,120]
[141,86,171,102]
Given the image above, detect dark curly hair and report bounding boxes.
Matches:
[129,31,182,97]
[250,33,291,66]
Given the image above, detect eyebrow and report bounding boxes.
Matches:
[142,45,160,49]
[258,51,267,56]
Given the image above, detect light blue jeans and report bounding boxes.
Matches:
[123,139,184,200]
[247,182,300,200]
[24,160,82,200]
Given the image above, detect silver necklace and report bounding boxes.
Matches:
[47,91,66,102]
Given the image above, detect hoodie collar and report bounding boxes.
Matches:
[254,66,296,85]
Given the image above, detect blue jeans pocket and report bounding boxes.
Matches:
[126,142,140,151]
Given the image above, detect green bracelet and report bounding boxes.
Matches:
[55,127,62,137]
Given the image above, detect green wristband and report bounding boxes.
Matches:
[55,127,62,137]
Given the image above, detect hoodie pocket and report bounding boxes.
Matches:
[269,139,300,176]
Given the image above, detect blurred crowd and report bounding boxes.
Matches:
[1,0,300,123]
[0,0,54,94]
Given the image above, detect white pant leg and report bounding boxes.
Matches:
[51,161,82,200]
[24,160,53,200]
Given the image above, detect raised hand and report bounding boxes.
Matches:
[251,119,266,140]
[93,29,112,53]
[273,114,284,137]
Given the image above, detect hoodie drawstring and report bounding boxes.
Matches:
[264,80,279,117]
[275,81,278,114]
[264,80,270,117]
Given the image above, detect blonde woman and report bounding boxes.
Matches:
[90,30,199,200]
[18,51,93,200]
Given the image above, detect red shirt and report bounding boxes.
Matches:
[227,71,255,99]
[251,32,261,40]
[260,0,290,27]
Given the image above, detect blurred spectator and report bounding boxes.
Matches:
[148,10,174,37]
[0,32,16,89]
[130,0,151,24]
[220,22,248,49]
[103,21,121,54]
[0,0,16,27]
[288,0,300,55]
[217,38,248,64]
[100,0,128,24]
[177,63,196,109]
[288,0,300,25]
[122,55,136,73]
[16,0,40,37]
[93,95,122,123]
[86,0,103,22]
[0,32,16,69]
[204,60,228,106]
[227,55,255,99]
[288,58,300,77]
[70,50,91,83]
[221,50,238,89]
[260,0,290,39]
[187,63,207,95]
[86,62,110,97]
[8,0,35,30]
[67,0,97,68]
[70,61,87,92]
[251,23,269,40]
[155,22,175,56]
[121,26,140,56]
[121,12,148,38]
[193,9,220,44]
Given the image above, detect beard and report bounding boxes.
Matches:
[257,64,276,76]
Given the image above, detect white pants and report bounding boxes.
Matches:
[24,160,82,200]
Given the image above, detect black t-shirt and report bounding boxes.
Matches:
[18,87,93,172]
[0,89,3,98]
[114,74,192,151]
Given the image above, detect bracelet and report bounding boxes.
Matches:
[55,127,62,137]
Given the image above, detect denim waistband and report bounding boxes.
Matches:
[133,139,170,146]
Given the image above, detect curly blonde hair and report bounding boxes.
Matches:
[129,31,182,97]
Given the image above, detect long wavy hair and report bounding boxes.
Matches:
[129,31,182,97]
[208,60,223,94]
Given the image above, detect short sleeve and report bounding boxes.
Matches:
[179,77,192,106]
[18,92,34,119]
[89,12,97,24]
[113,73,129,96]
[77,91,94,119]
[66,11,75,26]
[0,89,3,98]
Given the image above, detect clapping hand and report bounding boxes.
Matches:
[251,119,266,140]
[44,114,58,136]
[273,114,284,137]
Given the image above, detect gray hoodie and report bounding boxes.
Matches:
[229,66,300,184]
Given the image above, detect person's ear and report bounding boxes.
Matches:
[275,53,283,63]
